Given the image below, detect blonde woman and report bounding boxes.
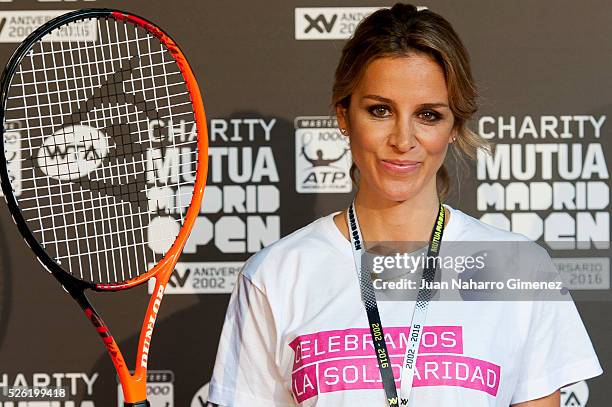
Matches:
[208,3,602,406]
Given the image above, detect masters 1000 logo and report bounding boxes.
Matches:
[294,116,351,194]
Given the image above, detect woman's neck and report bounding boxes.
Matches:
[333,183,449,243]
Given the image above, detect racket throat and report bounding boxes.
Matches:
[73,291,147,403]
[137,280,166,369]
[85,303,148,402]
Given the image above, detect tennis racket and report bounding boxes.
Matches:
[0,9,208,406]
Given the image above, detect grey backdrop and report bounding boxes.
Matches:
[0,1,609,406]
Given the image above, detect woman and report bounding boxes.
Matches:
[208,3,602,406]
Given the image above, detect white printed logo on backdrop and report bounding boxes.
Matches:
[149,116,281,295]
[191,382,213,407]
[1,121,21,197]
[294,6,427,40]
[294,7,380,40]
[148,262,241,295]
[476,115,610,290]
[295,116,351,193]
[0,10,97,43]
[560,380,589,406]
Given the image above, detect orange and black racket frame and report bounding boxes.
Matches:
[0,9,208,406]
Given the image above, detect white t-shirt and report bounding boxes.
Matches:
[208,205,603,406]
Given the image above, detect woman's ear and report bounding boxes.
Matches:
[449,127,458,144]
[335,103,349,136]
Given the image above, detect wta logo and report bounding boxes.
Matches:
[36,124,110,180]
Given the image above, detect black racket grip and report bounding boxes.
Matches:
[124,401,150,407]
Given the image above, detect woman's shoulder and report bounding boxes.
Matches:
[446,205,532,243]
[446,205,551,267]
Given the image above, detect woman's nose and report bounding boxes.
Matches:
[389,117,417,152]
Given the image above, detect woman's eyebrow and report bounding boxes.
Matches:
[362,94,393,103]
[361,95,449,109]
[418,102,449,109]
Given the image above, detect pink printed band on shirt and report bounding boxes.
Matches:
[290,326,500,403]
[289,326,463,368]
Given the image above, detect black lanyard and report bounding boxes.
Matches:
[346,200,446,406]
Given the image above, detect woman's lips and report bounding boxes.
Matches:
[380,159,421,174]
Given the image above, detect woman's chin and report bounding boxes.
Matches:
[374,188,419,203]
[359,177,425,203]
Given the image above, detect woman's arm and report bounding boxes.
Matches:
[207,272,295,406]
[511,389,560,407]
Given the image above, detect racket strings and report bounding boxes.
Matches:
[3,16,199,284]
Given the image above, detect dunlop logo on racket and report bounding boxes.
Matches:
[21,37,197,218]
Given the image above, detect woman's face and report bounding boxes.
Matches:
[337,53,456,203]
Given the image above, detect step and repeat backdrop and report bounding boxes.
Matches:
[0,0,609,406]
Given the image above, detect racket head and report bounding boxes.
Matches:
[0,9,208,293]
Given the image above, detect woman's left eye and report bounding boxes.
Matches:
[419,111,441,121]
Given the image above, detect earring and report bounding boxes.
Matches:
[340,128,348,135]
[452,136,456,142]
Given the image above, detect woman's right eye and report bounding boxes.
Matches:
[367,105,391,118]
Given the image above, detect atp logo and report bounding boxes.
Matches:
[294,116,352,194]
[37,124,109,180]
[304,13,336,34]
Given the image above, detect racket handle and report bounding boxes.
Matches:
[124,401,150,407]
